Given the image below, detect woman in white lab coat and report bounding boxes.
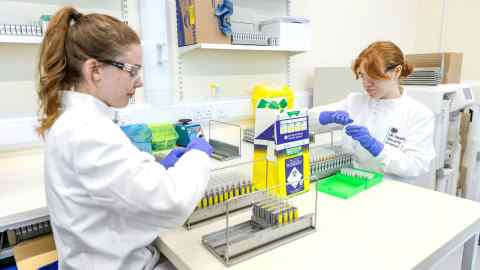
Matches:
[309,41,436,183]
[37,7,212,270]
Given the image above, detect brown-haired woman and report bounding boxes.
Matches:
[309,41,435,183]
[38,7,212,269]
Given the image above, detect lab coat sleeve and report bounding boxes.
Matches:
[72,121,210,229]
[375,112,436,178]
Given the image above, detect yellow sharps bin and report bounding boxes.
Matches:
[252,103,310,198]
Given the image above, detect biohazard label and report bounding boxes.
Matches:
[285,156,304,195]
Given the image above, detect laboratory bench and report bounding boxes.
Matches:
[1,135,480,269]
[155,178,480,270]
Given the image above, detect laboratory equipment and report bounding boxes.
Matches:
[0,23,43,36]
[309,146,353,182]
[407,83,480,201]
[253,107,310,198]
[231,32,268,46]
[251,84,295,118]
[208,120,241,161]
[0,208,50,261]
[242,127,255,143]
[120,124,153,153]
[400,67,442,86]
[201,184,317,266]
[259,17,311,51]
[316,167,383,199]
[149,123,178,152]
[185,160,267,229]
[175,119,203,147]
[6,221,51,246]
[404,53,463,84]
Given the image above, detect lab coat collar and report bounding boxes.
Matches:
[368,88,408,107]
[61,91,116,120]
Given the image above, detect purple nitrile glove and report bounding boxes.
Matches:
[319,111,354,125]
[159,147,187,169]
[345,125,384,157]
[186,137,213,157]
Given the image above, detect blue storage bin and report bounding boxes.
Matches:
[0,266,17,270]
[120,124,153,153]
[37,261,57,270]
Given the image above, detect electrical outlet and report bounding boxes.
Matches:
[216,107,227,120]
[190,106,214,123]
[203,108,213,121]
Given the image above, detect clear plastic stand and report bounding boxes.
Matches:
[208,120,242,161]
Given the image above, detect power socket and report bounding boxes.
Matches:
[191,106,215,123]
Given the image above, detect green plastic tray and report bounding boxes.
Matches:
[315,168,383,199]
[149,123,178,151]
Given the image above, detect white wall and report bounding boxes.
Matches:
[414,0,444,53]
[0,1,122,118]
[402,0,479,81]
[440,0,480,81]
[290,0,420,93]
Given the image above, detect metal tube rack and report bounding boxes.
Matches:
[186,190,266,230]
[185,160,267,229]
[201,190,318,266]
[310,152,353,182]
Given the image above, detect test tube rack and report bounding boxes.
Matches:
[186,179,265,229]
[202,191,317,266]
[310,151,353,182]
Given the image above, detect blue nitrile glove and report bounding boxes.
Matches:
[319,111,353,125]
[215,0,233,36]
[159,147,186,169]
[186,137,213,157]
[345,125,384,157]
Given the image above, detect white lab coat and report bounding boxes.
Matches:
[44,91,210,270]
[309,90,436,183]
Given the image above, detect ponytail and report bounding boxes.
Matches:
[37,7,77,138]
[401,62,414,78]
[36,6,140,138]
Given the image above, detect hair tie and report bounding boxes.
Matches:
[70,11,83,22]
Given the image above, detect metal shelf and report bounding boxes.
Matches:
[0,35,42,44]
[179,43,309,56]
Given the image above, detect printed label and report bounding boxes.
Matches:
[285,156,304,195]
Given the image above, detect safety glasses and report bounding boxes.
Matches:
[358,64,401,81]
[98,59,143,79]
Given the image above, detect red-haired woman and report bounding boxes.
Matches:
[310,41,435,183]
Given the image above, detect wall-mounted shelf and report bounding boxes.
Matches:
[179,43,308,56]
[0,35,43,44]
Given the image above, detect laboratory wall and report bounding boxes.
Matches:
[2,0,480,151]
[289,0,421,93]
[178,0,288,101]
[415,0,480,82]
[0,0,122,118]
